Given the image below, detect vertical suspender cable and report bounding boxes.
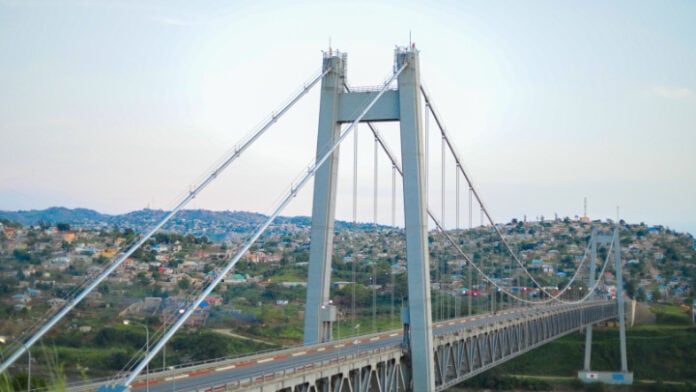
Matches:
[441,135,446,320]
[391,166,396,228]
[0,68,330,374]
[353,124,359,223]
[374,136,378,226]
[391,164,396,325]
[352,123,358,330]
[455,164,460,317]
[468,186,473,316]
[424,102,430,198]
[373,135,378,332]
[455,165,460,230]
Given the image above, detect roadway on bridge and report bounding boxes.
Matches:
[128,308,533,392]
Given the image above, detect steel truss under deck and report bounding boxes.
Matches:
[433,301,616,390]
[206,301,617,392]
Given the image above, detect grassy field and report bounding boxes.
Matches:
[494,325,696,381]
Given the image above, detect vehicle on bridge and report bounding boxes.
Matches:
[460,288,480,296]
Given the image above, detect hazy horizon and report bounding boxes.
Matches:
[1,205,690,238]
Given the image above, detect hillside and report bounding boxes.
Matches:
[0,207,387,242]
[0,210,695,388]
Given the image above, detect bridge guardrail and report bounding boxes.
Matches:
[183,345,403,392]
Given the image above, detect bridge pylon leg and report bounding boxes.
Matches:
[304,53,345,345]
[583,229,598,371]
[578,227,633,385]
[395,47,435,391]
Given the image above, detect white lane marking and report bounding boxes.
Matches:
[165,374,189,381]
[370,337,379,341]
[215,365,236,371]
[389,333,398,337]
[257,357,273,364]
[317,347,326,352]
[336,344,345,348]
[292,351,306,357]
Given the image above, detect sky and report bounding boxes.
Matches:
[1,0,695,235]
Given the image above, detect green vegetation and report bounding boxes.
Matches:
[490,325,696,381]
[649,304,693,325]
[457,368,551,390]
[0,327,276,392]
[460,315,696,391]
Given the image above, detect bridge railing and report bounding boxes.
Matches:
[183,345,403,392]
[81,328,398,391]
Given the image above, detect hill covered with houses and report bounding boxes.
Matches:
[0,209,694,380]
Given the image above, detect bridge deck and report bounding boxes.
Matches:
[87,301,617,392]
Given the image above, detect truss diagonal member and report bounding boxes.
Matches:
[0,68,329,375]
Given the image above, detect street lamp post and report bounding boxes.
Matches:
[22,343,30,392]
[124,320,149,392]
[0,338,30,392]
[370,275,376,332]
[390,271,395,326]
[353,324,360,344]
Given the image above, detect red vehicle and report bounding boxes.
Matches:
[460,288,480,296]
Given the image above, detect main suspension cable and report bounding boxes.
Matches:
[360,90,597,305]
[0,68,330,374]
[420,84,587,300]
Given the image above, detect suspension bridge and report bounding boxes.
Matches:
[1,46,632,391]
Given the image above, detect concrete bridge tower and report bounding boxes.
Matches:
[303,46,435,391]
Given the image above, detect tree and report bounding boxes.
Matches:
[178,278,191,290]
[136,271,151,286]
[95,255,109,264]
[98,283,110,295]
[334,283,371,307]
[636,288,646,302]
[56,222,71,232]
[37,220,51,230]
[624,279,636,298]
[652,288,662,302]
[12,249,31,262]
[61,240,72,252]
[171,331,230,360]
